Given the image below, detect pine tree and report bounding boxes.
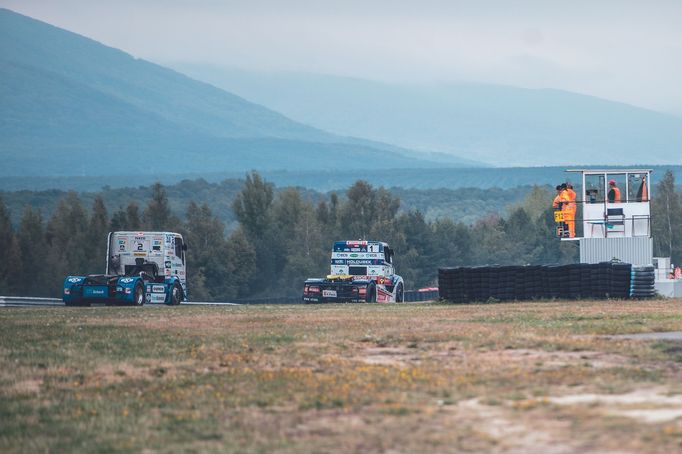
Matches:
[17,207,48,295]
[88,196,109,271]
[45,193,89,295]
[0,196,17,293]
[224,228,257,298]
[184,201,231,300]
[144,183,177,230]
[232,172,274,240]
[126,202,142,230]
[652,170,682,262]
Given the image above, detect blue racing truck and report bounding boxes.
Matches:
[303,240,404,303]
[63,231,187,306]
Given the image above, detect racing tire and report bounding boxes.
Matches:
[366,285,376,303]
[395,283,404,303]
[170,283,183,306]
[133,283,145,306]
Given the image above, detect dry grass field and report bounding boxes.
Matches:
[3,300,682,453]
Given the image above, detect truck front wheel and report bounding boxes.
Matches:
[396,283,404,302]
[366,285,376,303]
[133,283,145,306]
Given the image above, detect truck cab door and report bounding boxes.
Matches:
[173,235,187,292]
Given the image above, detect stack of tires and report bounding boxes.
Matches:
[438,268,466,303]
[438,262,634,303]
[610,263,632,299]
[630,265,656,299]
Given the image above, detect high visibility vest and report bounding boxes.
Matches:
[554,190,570,210]
[566,188,576,212]
[609,187,621,203]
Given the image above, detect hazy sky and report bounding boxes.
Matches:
[2,0,682,115]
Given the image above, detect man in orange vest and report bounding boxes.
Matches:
[553,185,570,237]
[564,183,577,238]
[608,180,621,203]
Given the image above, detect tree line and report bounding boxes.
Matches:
[1,170,680,300]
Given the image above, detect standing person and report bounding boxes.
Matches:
[565,183,577,238]
[608,180,621,203]
[553,185,569,237]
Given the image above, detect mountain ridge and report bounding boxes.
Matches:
[0,8,479,177]
[168,64,682,166]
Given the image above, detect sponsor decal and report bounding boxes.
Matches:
[152,285,165,293]
[135,236,146,240]
[134,252,146,256]
[151,294,166,303]
[165,261,172,269]
[331,259,378,265]
[119,277,134,284]
[350,253,359,257]
[67,277,82,283]
[91,289,105,295]
[349,259,378,265]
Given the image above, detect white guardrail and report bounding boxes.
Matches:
[0,296,63,307]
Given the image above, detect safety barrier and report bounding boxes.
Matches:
[630,265,655,298]
[0,296,63,307]
[1,292,438,308]
[404,290,439,302]
[438,262,644,304]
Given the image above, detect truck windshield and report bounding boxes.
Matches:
[348,266,367,276]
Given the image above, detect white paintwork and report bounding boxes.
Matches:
[106,231,187,294]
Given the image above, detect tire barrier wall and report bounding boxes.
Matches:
[438,262,637,304]
[630,265,656,298]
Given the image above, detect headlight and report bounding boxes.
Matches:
[124,288,132,294]
[64,288,70,295]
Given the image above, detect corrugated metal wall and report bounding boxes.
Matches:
[580,237,653,266]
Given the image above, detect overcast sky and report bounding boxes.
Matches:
[2,0,682,115]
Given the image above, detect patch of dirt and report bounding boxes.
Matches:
[5,378,42,395]
[360,347,415,367]
[548,388,682,423]
[480,348,629,370]
[455,398,576,453]
[86,361,187,387]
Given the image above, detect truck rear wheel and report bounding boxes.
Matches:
[133,283,145,306]
[170,283,182,305]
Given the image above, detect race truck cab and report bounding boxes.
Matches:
[63,231,187,306]
[303,240,405,303]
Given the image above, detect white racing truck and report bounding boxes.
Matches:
[303,240,405,303]
[63,231,187,306]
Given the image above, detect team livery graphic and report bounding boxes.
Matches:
[303,240,405,303]
[63,231,187,306]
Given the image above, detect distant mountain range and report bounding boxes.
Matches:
[0,9,479,177]
[170,65,682,167]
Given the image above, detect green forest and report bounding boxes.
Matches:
[1,171,681,301]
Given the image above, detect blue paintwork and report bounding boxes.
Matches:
[62,274,184,305]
